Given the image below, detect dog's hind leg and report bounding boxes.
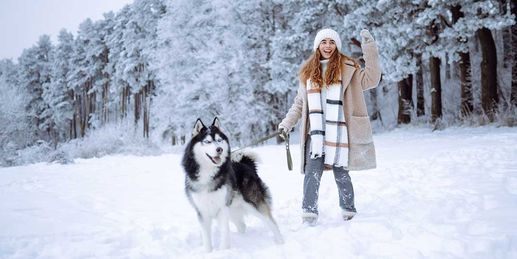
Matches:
[248,203,284,244]
[199,216,213,252]
[217,207,231,249]
[229,207,246,233]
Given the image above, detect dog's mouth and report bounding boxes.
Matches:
[206,153,222,164]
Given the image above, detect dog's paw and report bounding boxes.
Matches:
[219,241,230,250]
[236,222,246,233]
[203,245,213,253]
[274,234,285,244]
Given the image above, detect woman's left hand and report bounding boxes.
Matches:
[360,29,374,43]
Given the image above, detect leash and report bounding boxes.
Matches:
[232,131,293,171]
[282,131,293,171]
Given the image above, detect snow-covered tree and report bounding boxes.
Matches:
[124,0,165,138]
[428,0,514,119]
[18,35,54,142]
[46,30,74,145]
[0,59,30,165]
[154,0,249,143]
[268,0,350,128]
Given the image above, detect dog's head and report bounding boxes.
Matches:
[190,117,230,167]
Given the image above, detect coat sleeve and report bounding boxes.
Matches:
[357,41,382,91]
[279,83,305,131]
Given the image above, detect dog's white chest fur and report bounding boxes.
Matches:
[191,185,229,217]
[196,166,219,185]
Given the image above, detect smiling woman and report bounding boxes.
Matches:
[318,38,336,59]
[278,27,381,225]
[0,0,133,59]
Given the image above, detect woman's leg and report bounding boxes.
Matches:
[332,166,356,215]
[302,156,324,215]
[302,136,324,217]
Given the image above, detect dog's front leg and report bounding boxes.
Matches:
[217,207,230,249]
[199,216,213,252]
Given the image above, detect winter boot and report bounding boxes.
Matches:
[342,210,356,221]
[302,212,318,226]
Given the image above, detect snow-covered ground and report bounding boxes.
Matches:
[1,126,516,259]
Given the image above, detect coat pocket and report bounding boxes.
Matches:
[348,116,373,144]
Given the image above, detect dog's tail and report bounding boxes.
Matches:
[231,150,272,207]
[231,150,260,169]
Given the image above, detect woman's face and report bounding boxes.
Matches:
[318,38,336,59]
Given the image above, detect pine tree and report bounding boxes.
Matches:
[430,0,514,119]
[18,35,54,142]
[0,59,30,164]
[47,30,75,145]
[125,0,165,138]
[509,0,517,107]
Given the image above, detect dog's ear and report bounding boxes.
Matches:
[211,117,221,129]
[192,118,206,137]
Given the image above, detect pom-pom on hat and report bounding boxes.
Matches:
[313,28,342,53]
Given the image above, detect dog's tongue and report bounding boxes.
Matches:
[212,156,221,164]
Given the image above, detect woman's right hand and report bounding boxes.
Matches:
[278,126,288,140]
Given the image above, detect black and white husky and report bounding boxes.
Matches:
[182,118,284,252]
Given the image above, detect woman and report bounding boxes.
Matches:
[278,28,381,225]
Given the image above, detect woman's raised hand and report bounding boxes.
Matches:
[360,29,374,43]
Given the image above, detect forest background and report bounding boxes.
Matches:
[0,0,515,166]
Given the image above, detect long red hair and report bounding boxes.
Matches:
[299,50,358,88]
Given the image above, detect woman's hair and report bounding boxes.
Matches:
[299,49,359,88]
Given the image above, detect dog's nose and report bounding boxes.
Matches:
[216,147,223,154]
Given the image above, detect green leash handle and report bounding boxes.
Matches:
[281,131,293,171]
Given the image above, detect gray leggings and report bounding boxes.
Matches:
[303,139,356,215]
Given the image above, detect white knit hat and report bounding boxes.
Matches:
[313,28,342,53]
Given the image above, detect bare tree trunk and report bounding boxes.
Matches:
[69,119,74,140]
[477,28,499,120]
[80,83,87,137]
[74,92,79,139]
[89,91,95,129]
[451,5,474,117]
[143,80,154,138]
[101,47,109,124]
[69,90,77,140]
[121,85,130,120]
[415,53,425,116]
[459,51,473,116]
[510,0,517,107]
[85,80,92,132]
[103,82,109,124]
[430,56,442,122]
[134,91,141,126]
[397,75,412,124]
[143,83,150,138]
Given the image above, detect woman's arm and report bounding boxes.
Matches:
[357,29,382,91]
[279,83,305,131]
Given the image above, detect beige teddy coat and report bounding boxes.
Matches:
[279,41,382,174]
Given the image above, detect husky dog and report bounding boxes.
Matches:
[182,118,284,252]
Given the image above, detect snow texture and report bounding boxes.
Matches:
[1,126,516,258]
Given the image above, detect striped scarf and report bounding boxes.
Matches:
[306,79,349,168]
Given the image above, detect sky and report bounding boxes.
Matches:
[0,0,135,60]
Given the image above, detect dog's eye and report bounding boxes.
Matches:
[216,139,223,143]
[203,140,212,144]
